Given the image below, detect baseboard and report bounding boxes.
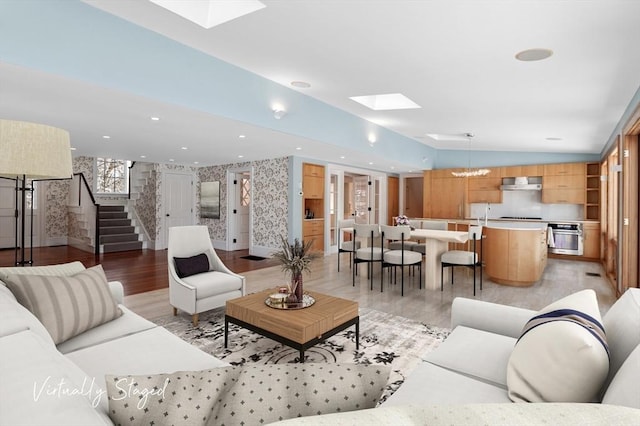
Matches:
[212,240,226,250]
[250,245,276,258]
[67,237,94,254]
[43,237,68,247]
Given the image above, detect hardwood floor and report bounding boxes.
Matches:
[0,246,616,329]
[0,246,279,295]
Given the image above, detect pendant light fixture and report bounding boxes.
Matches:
[451,133,490,177]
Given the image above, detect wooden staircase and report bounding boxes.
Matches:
[99,205,142,253]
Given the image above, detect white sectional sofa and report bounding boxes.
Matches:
[1,261,639,425]
[0,261,228,425]
[274,288,640,425]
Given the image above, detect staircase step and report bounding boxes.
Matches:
[99,218,132,227]
[102,241,143,253]
[100,233,140,244]
[100,205,126,212]
[100,225,135,235]
[99,211,128,220]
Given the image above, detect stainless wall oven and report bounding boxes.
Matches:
[548,223,583,255]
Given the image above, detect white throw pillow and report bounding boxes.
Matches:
[507,289,609,403]
[4,265,122,345]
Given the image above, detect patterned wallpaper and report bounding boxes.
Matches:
[198,156,289,248]
[44,180,70,238]
[132,162,158,240]
[41,155,289,251]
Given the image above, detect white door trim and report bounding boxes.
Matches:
[226,166,253,252]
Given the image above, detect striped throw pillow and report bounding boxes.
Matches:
[4,265,122,345]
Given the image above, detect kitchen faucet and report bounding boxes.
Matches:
[478,203,490,226]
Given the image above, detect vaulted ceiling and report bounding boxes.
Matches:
[1,1,639,172]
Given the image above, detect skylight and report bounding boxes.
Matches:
[149,0,266,29]
[349,93,421,111]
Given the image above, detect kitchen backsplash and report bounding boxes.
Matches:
[469,190,583,221]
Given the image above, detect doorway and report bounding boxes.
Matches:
[162,171,195,248]
[327,165,387,252]
[227,169,252,251]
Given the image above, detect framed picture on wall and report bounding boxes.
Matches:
[201,181,220,219]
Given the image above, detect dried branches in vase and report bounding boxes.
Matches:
[272,235,319,303]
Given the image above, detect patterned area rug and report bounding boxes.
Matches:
[153,307,449,403]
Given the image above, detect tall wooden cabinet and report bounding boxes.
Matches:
[424,169,467,219]
[302,163,325,252]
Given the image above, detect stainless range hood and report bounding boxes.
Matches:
[500,176,542,191]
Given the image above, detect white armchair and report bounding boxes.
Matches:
[168,225,245,326]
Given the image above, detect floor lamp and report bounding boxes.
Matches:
[0,119,73,266]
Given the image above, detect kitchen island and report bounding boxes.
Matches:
[483,222,549,286]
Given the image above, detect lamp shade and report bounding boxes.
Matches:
[0,119,72,179]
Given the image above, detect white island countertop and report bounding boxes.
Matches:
[482,220,548,230]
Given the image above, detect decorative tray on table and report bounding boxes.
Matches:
[265,293,316,310]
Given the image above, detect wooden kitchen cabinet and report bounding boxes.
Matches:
[302,163,325,252]
[467,172,503,203]
[542,162,586,204]
[303,163,324,199]
[582,222,601,259]
[502,165,544,177]
[425,170,467,219]
[543,162,586,176]
[303,219,325,252]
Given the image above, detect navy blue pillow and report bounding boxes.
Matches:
[174,253,210,278]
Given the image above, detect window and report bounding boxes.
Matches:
[240,176,251,207]
[96,158,129,194]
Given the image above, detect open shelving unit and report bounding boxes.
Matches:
[585,162,601,220]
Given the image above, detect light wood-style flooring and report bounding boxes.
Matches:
[0,246,615,329]
[125,252,616,329]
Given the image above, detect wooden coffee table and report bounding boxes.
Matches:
[225,290,359,362]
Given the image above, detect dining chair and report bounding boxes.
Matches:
[381,225,422,296]
[440,225,483,296]
[337,218,360,272]
[352,223,386,290]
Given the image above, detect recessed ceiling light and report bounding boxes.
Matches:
[239,134,246,139]
[515,48,553,61]
[368,162,374,165]
[194,161,199,164]
[169,158,175,162]
[150,116,160,121]
[102,135,110,139]
[295,147,302,150]
[70,147,76,151]
[149,0,266,29]
[350,93,421,111]
[238,155,244,158]
[426,133,473,142]
[140,155,146,158]
[291,81,311,89]
[545,137,563,141]
[181,146,188,150]
[408,170,413,173]
[390,166,395,170]
[340,156,345,159]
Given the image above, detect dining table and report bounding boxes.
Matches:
[410,228,469,290]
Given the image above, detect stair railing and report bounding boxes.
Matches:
[128,161,136,200]
[70,173,100,255]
